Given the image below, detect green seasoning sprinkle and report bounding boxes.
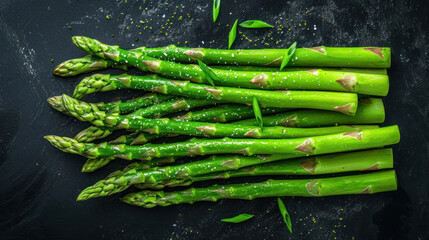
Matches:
[239,20,274,28]
[280,41,297,70]
[50,59,54,62]
[197,60,218,86]
[68,26,72,29]
[213,0,221,23]
[277,198,292,233]
[106,15,111,20]
[228,19,238,49]
[221,214,254,223]
[253,97,263,130]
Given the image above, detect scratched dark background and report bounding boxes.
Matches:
[0,0,428,239]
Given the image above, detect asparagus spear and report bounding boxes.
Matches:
[212,66,388,75]
[171,104,287,123]
[53,55,387,77]
[71,37,389,96]
[74,97,217,142]
[71,37,390,69]
[130,148,393,189]
[73,74,359,115]
[235,98,385,127]
[121,170,397,208]
[48,93,174,115]
[62,94,375,139]
[46,125,399,164]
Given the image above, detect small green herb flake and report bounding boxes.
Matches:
[68,26,72,29]
[280,41,297,70]
[213,0,221,23]
[106,15,111,20]
[197,60,218,86]
[221,214,254,223]
[239,20,274,28]
[50,59,54,63]
[277,198,292,233]
[253,97,263,130]
[228,19,238,49]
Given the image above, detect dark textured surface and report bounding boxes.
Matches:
[0,0,428,239]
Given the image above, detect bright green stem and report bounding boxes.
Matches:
[71,37,389,95]
[74,97,216,142]
[53,56,386,78]
[130,148,393,189]
[172,104,288,123]
[121,170,397,208]
[235,98,384,127]
[48,126,400,161]
[72,74,358,115]
[72,36,391,68]
[212,66,388,75]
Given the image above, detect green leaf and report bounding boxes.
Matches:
[198,60,219,86]
[239,20,274,28]
[277,198,292,233]
[280,41,297,70]
[213,0,221,23]
[221,214,254,223]
[253,97,263,130]
[228,19,238,49]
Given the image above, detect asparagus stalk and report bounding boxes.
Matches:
[71,37,390,68]
[129,148,393,189]
[212,66,388,75]
[235,98,385,127]
[73,74,359,115]
[48,93,174,115]
[122,170,397,208]
[171,104,288,123]
[53,54,387,77]
[46,125,399,164]
[71,37,389,96]
[74,97,217,142]
[62,94,375,140]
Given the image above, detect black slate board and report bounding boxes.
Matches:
[0,0,428,239]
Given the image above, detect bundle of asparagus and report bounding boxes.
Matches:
[46,36,399,210]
